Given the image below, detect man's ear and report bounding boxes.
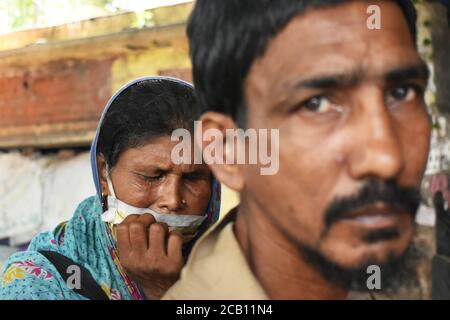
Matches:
[196,112,245,192]
[96,154,109,196]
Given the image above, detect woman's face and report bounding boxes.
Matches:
[99,135,212,216]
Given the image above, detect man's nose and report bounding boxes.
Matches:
[347,90,405,181]
[154,176,183,213]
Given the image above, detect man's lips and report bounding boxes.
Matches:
[339,203,405,228]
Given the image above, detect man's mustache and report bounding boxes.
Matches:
[324,179,421,230]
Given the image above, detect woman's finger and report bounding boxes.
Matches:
[167,230,183,262]
[121,214,141,224]
[129,221,149,253]
[116,224,131,258]
[137,213,156,228]
[148,222,169,256]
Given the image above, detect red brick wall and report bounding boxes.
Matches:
[0,58,114,128]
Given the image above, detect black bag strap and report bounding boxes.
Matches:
[38,250,109,300]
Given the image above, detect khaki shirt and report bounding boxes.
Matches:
[163,209,268,300]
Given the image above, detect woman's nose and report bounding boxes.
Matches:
[154,176,184,213]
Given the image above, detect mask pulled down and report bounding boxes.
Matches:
[102,174,207,243]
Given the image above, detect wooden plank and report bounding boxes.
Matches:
[0,121,99,149]
[0,23,188,70]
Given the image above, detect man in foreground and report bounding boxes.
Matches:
[163,0,431,299]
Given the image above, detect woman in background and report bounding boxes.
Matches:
[0,77,221,300]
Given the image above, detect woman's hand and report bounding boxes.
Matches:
[116,214,184,299]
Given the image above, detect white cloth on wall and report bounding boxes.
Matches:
[0,151,96,245]
[39,152,96,233]
[0,152,44,242]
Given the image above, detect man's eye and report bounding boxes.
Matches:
[386,85,416,104]
[303,96,333,113]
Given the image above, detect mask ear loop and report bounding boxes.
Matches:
[105,164,117,198]
[102,164,116,211]
[104,166,128,222]
[106,175,117,199]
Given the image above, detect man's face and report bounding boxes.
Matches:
[243,1,430,277]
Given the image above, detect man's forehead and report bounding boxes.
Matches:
[282,1,412,43]
[246,1,419,98]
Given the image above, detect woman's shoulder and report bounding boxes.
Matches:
[0,250,83,300]
[26,195,102,252]
[0,196,106,300]
[74,195,102,216]
[68,195,103,224]
[65,195,104,234]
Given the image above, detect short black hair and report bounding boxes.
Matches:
[98,79,201,168]
[187,0,418,125]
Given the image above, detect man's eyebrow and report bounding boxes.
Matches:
[288,63,429,92]
[385,63,430,83]
[293,73,360,90]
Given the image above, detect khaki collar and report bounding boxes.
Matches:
[163,208,268,300]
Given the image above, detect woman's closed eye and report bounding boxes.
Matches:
[141,173,164,183]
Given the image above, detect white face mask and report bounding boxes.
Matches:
[102,173,207,242]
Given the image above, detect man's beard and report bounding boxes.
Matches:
[300,179,423,294]
[301,238,423,294]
